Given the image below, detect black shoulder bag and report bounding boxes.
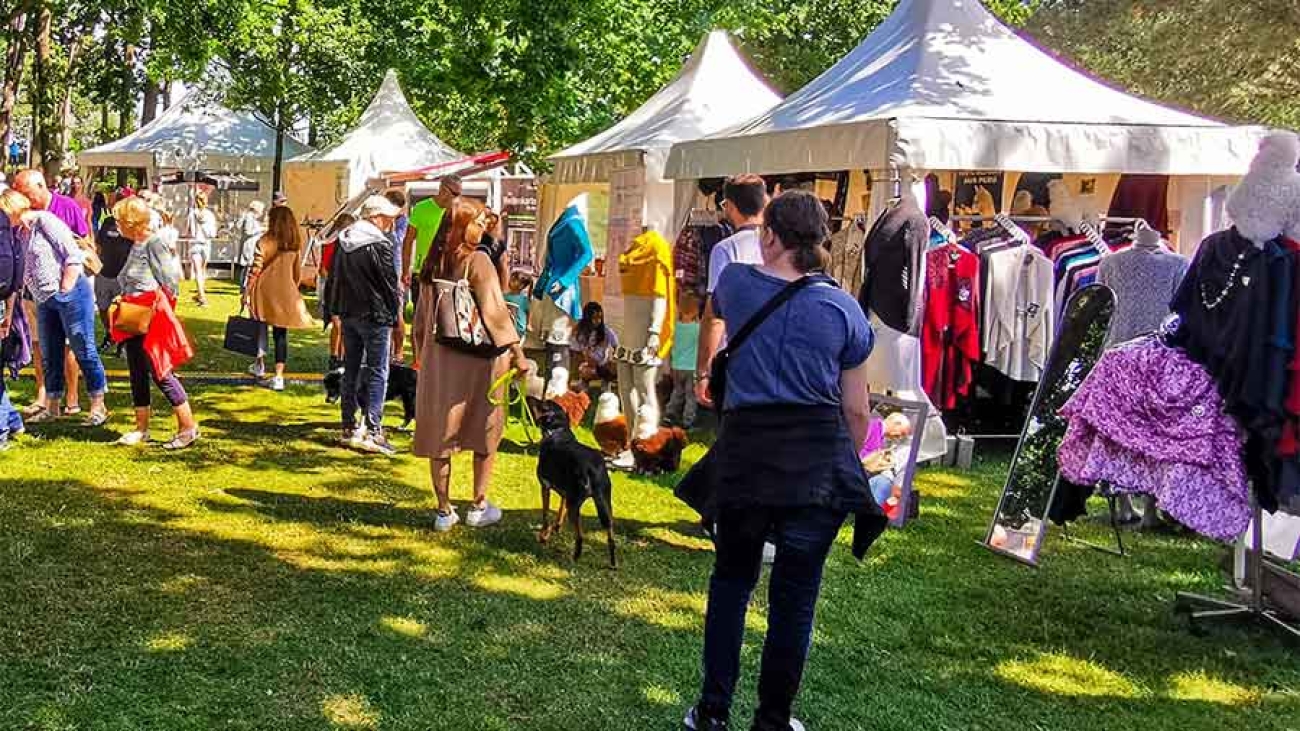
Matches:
[676,274,825,522]
[707,273,824,413]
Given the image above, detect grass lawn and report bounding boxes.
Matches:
[2,283,1298,730]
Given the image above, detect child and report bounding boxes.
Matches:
[504,270,533,340]
[665,291,700,428]
[571,301,619,383]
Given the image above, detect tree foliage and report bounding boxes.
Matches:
[1025,0,1300,129]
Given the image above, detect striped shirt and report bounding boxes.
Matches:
[23,211,83,303]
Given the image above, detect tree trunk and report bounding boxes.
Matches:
[32,1,59,179]
[160,80,171,110]
[272,105,285,194]
[1,8,28,155]
[141,79,159,125]
[57,36,83,157]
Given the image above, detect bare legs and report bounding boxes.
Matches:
[191,254,208,304]
[428,452,496,513]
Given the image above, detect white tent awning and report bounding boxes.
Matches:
[665,0,1268,178]
[79,92,311,173]
[550,30,781,184]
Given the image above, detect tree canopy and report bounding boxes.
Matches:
[1,0,1290,179]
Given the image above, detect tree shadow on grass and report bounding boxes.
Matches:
[0,478,724,731]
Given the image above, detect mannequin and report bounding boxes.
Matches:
[615,229,675,467]
[1227,131,1300,246]
[533,195,595,379]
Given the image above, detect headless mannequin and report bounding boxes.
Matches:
[617,293,667,444]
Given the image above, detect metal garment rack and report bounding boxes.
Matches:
[1175,498,1300,642]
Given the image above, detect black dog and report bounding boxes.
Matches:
[324,362,418,430]
[529,397,617,568]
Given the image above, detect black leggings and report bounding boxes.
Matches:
[124,336,188,409]
[271,327,287,365]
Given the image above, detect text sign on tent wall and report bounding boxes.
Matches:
[503,178,539,272]
[954,171,1005,216]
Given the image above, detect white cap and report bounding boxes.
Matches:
[359,195,401,219]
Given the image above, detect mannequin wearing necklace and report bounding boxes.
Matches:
[615,230,676,468]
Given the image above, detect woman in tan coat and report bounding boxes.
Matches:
[245,205,315,391]
[413,199,530,532]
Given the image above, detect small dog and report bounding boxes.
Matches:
[592,391,629,457]
[529,397,617,568]
[630,404,689,475]
[324,361,418,430]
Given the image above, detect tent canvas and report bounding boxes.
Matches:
[79,92,310,179]
[544,30,781,241]
[665,0,1268,179]
[285,70,465,226]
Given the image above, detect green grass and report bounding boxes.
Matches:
[2,286,1298,730]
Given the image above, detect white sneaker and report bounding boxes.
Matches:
[116,430,150,446]
[361,434,397,456]
[609,450,635,471]
[465,501,503,528]
[435,508,460,532]
[346,425,368,448]
[248,362,267,379]
[269,376,285,392]
[790,718,806,731]
[763,542,777,565]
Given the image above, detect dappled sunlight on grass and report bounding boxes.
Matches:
[474,573,568,600]
[996,652,1141,699]
[144,630,193,653]
[1166,671,1262,706]
[641,526,713,552]
[643,683,683,706]
[379,616,428,639]
[322,693,381,729]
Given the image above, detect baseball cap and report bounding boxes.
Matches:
[272,191,288,205]
[359,195,402,219]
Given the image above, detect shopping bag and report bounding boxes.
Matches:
[223,309,266,358]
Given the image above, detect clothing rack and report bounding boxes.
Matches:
[928,215,955,243]
[1175,498,1300,642]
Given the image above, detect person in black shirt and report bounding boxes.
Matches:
[93,216,134,352]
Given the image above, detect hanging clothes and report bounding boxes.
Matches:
[921,245,981,410]
[828,219,867,295]
[1097,242,1189,348]
[1055,338,1251,541]
[859,197,927,336]
[1170,227,1295,512]
[984,245,1055,382]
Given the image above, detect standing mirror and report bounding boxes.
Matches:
[863,393,929,527]
[985,284,1116,566]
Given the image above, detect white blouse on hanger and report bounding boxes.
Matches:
[984,246,1056,382]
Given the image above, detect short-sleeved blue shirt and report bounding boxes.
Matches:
[713,264,874,411]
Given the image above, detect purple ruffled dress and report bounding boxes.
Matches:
[1056,339,1250,541]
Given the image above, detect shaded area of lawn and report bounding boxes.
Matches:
[2,365,1299,728]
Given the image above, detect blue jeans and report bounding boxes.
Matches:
[340,317,391,434]
[700,505,846,730]
[36,276,107,400]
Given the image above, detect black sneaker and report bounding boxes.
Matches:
[684,706,728,730]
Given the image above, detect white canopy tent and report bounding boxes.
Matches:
[667,0,1264,177]
[79,91,310,186]
[665,0,1269,247]
[80,93,312,265]
[544,29,781,246]
[285,70,466,225]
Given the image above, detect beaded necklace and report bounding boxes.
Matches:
[1199,250,1249,311]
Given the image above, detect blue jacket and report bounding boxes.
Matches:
[533,204,593,320]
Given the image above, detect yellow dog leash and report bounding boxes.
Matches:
[487,368,537,444]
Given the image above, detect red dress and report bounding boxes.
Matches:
[922,246,981,411]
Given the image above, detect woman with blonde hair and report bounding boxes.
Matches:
[412,199,531,531]
[0,188,109,425]
[245,204,314,391]
[186,191,217,306]
[109,196,199,448]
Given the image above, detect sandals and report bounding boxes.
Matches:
[21,403,47,418]
[82,410,110,428]
[63,406,83,417]
[163,428,200,450]
[26,408,61,424]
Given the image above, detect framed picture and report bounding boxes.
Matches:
[864,393,929,528]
